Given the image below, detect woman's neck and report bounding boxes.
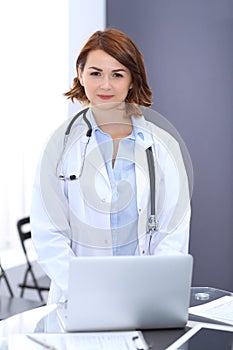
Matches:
[92,103,132,139]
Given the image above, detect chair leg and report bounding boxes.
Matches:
[0,264,14,297]
[20,266,45,302]
[27,265,45,302]
[29,269,45,302]
[20,268,30,298]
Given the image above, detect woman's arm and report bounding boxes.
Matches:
[30,123,75,299]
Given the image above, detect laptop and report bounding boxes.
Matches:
[57,254,193,332]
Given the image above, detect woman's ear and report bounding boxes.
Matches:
[78,67,84,86]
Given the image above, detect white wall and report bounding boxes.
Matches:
[0,0,69,251]
[67,0,106,117]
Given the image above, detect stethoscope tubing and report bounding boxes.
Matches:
[58,107,158,251]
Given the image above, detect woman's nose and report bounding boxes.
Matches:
[100,76,111,90]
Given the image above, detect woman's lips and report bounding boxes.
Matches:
[97,94,114,100]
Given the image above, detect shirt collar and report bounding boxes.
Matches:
[131,116,145,141]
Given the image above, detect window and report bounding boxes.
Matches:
[0,0,69,250]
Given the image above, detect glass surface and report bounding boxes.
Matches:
[190,287,233,307]
[177,328,233,350]
[33,287,233,333]
[35,308,63,333]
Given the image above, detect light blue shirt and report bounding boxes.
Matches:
[93,116,144,256]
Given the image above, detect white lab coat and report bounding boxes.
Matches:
[31,109,191,304]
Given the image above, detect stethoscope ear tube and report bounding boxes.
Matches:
[146,146,155,215]
[56,107,91,180]
[146,146,158,232]
[65,107,90,136]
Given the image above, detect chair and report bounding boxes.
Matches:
[0,262,44,320]
[17,217,50,303]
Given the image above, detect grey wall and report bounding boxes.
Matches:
[107,0,233,290]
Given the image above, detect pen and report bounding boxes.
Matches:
[26,335,58,350]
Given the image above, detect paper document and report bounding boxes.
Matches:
[189,296,233,325]
[8,331,149,350]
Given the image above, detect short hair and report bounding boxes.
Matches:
[64,28,152,109]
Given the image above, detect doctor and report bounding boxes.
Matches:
[31,28,192,304]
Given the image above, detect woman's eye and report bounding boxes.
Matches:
[113,73,123,78]
[90,71,101,76]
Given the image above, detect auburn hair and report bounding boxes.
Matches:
[64,28,152,110]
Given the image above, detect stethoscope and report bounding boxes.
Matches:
[56,107,159,254]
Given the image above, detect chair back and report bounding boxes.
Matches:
[16,216,50,302]
[17,217,31,263]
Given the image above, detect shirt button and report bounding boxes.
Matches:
[101,198,106,203]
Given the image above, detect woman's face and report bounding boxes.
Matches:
[78,49,133,106]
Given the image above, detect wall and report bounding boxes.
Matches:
[0,0,69,252]
[107,0,233,290]
[67,0,106,117]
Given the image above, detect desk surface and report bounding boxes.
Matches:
[0,305,188,350]
[0,287,232,350]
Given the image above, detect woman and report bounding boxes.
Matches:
[31,28,191,304]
